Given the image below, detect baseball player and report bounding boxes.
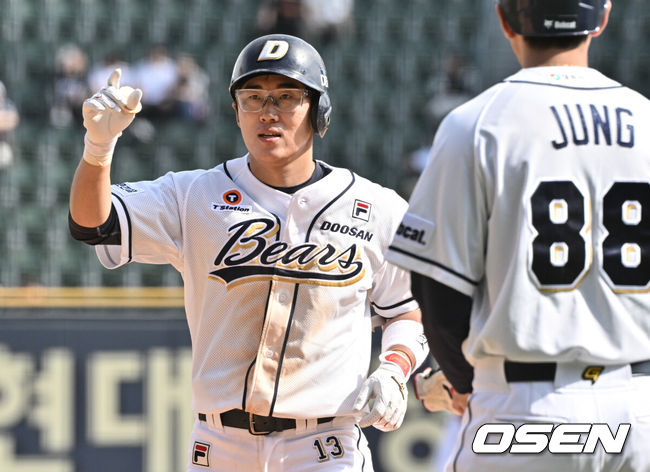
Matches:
[68,34,429,471]
[387,1,650,471]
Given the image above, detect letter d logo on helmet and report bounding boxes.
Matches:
[230,34,332,138]
[258,40,290,61]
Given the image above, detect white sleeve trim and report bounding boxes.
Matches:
[371,297,420,318]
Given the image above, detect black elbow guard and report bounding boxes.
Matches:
[68,205,121,245]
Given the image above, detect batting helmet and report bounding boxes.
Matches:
[229,34,332,138]
[498,0,608,37]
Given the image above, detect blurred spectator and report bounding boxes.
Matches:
[302,0,354,44]
[255,0,305,37]
[398,144,430,199]
[134,44,179,120]
[88,51,134,93]
[50,43,90,128]
[427,53,475,127]
[88,51,155,143]
[171,54,210,123]
[0,80,19,169]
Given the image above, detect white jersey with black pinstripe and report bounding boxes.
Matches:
[96,155,418,418]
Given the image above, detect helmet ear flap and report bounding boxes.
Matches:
[311,91,331,138]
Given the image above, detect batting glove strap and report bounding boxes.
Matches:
[352,353,409,432]
[379,350,412,378]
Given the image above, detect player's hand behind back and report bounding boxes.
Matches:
[414,367,469,416]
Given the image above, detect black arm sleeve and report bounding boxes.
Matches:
[411,271,474,393]
[68,204,122,245]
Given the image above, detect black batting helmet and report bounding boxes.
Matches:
[230,34,332,138]
[498,0,608,37]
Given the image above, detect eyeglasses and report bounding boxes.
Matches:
[235,88,309,113]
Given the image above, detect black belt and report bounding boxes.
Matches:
[198,409,334,435]
[504,360,650,382]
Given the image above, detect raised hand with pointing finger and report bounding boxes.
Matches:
[82,68,142,167]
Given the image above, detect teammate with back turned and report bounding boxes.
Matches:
[68,34,431,471]
[387,1,650,471]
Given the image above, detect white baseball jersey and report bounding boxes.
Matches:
[97,155,418,417]
[387,66,650,366]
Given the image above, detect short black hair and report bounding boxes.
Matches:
[524,35,589,50]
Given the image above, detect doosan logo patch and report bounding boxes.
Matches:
[352,200,371,222]
[192,441,210,467]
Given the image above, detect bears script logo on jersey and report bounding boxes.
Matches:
[209,218,365,287]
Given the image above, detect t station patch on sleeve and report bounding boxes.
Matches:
[192,441,210,467]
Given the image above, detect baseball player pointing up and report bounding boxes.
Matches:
[68,35,429,471]
[389,1,650,471]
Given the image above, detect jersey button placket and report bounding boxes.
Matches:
[246,282,294,412]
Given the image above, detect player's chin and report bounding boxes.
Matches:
[256,142,296,159]
[251,138,288,157]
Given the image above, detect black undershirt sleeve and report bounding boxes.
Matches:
[410,271,475,393]
[68,204,122,245]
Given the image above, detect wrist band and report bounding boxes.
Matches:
[381,319,429,375]
[82,133,118,167]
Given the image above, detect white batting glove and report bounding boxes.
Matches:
[82,68,142,166]
[413,367,454,413]
[353,351,410,432]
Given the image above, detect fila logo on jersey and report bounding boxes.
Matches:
[209,218,365,287]
[353,200,371,222]
[192,441,210,467]
[258,40,289,61]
